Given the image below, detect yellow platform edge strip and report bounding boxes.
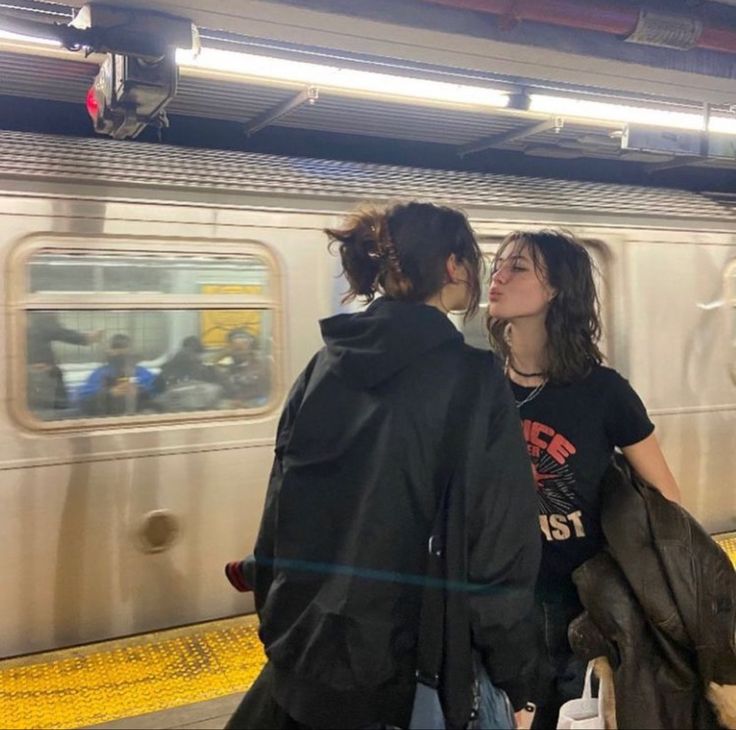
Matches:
[715,532,736,569]
[0,615,265,730]
[1,533,734,730]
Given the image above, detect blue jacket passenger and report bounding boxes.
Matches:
[78,333,155,416]
[79,364,155,400]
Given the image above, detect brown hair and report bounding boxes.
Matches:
[325,201,483,320]
[488,229,604,383]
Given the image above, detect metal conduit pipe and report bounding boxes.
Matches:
[424,0,736,53]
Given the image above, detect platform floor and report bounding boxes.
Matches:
[717,532,736,568]
[0,615,263,730]
[86,693,243,729]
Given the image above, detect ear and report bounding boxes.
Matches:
[446,253,462,283]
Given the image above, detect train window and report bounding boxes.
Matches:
[18,246,278,426]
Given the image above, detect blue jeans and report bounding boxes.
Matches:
[471,656,515,729]
[409,655,514,730]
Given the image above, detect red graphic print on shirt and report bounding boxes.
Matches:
[521,419,586,542]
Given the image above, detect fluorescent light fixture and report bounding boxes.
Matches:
[176,47,510,108]
[0,29,60,47]
[3,27,735,135]
[710,116,736,135]
[530,94,702,130]
[530,93,736,136]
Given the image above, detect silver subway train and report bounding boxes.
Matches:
[1,130,734,659]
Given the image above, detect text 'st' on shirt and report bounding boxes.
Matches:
[509,365,654,596]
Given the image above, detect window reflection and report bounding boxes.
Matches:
[26,309,274,421]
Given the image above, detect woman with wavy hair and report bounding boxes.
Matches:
[487,229,681,728]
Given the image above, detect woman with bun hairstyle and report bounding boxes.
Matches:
[227,202,541,729]
[487,229,681,728]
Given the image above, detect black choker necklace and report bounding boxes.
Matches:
[508,362,545,378]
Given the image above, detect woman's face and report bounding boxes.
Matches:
[488,242,555,321]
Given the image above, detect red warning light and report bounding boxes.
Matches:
[86,86,99,120]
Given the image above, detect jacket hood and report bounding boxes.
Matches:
[319,297,462,389]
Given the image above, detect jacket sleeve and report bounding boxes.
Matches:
[78,366,106,399]
[49,325,89,346]
[40,315,89,346]
[252,353,319,617]
[464,355,541,710]
[134,367,156,394]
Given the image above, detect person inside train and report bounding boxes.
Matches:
[154,336,222,391]
[152,336,224,411]
[78,333,156,416]
[225,202,541,730]
[217,328,271,407]
[26,311,102,411]
[486,229,682,729]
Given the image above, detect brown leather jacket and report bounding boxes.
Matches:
[569,456,736,729]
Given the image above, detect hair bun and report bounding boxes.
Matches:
[325,201,481,314]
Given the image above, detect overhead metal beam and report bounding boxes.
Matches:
[244,85,319,137]
[423,0,736,54]
[645,103,712,173]
[0,10,86,47]
[0,7,195,57]
[458,116,564,158]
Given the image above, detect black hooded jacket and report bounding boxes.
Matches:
[251,298,540,728]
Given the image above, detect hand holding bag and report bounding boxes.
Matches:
[556,663,605,730]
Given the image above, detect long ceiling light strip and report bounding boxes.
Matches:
[176,47,511,109]
[175,48,736,134]
[530,94,736,135]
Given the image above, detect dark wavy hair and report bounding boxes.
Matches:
[325,201,483,321]
[487,229,604,383]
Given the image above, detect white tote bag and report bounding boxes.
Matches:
[556,663,605,730]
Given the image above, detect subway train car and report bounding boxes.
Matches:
[0,129,734,659]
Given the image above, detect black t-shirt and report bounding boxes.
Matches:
[509,365,654,597]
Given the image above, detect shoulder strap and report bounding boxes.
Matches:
[415,356,477,689]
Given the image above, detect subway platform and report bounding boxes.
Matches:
[2,535,735,730]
